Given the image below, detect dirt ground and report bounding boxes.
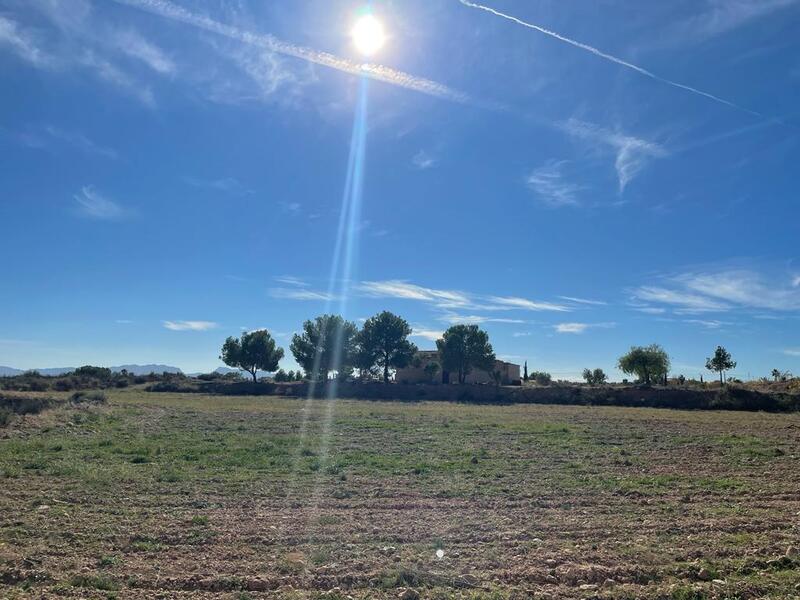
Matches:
[1,390,799,599]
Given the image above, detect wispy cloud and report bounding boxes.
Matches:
[487,296,570,312]
[358,280,471,307]
[438,314,526,325]
[561,119,667,191]
[115,29,175,74]
[163,320,217,331]
[269,288,336,302]
[183,176,252,195]
[73,186,129,220]
[458,0,765,118]
[358,280,569,313]
[559,296,607,306]
[205,39,314,105]
[681,0,798,39]
[274,275,309,288]
[526,160,582,207]
[784,348,800,357]
[19,125,118,159]
[412,150,437,170]
[113,0,470,104]
[632,269,800,314]
[554,322,615,334]
[410,327,444,342]
[632,286,730,313]
[0,16,55,68]
[78,49,155,106]
[684,319,730,329]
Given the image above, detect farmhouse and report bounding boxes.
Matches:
[396,350,521,385]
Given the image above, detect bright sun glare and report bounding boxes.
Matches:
[351,14,386,57]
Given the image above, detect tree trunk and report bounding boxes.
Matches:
[720,371,723,385]
[383,361,389,384]
[251,370,258,383]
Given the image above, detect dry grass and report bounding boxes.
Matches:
[1,389,799,598]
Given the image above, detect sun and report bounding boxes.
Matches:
[351,14,386,57]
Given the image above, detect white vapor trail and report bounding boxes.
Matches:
[112,0,470,104]
[458,0,763,119]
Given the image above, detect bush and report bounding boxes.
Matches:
[0,408,11,427]
[70,391,107,404]
[531,371,552,385]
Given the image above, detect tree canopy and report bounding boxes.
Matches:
[356,311,418,383]
[220,330,284,382]
[617,344,670,385]
[583,368,608,385]
[290,314,358,381]
[706,346,736,384]
[436,324,496,384]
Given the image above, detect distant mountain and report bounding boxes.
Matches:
[111,364,182,375]
[0,364,183,376]
[187,367,240,377]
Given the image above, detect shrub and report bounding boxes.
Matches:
[531,371,552,385]
[70,391,107,404]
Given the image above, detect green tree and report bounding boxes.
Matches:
[582,368,593,384]
[771,368,781,382]
[274,368,288,382]
[356,311,418,383]
[592,368,608,385]
[423,361,440,381]
[531,371,552,385]
[290,314,358,381]
[706,345,736,384]
[220,330,284,382]
[617,344,670,386]
[523,360,529,382]
[436,325,496,384]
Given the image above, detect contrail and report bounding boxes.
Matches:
[458,0,763,119]
[112,0,470,104]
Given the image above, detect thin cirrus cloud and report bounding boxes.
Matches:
[0,12,158,107]
[163,320,218,331]
[526,161,582,207]
[554,322,616,334]
[183,176,253,195]
[114,29,175,75]
[784,349,800,357]
[559,296,607,306]
[560,119,667,192]
[0,15,54,68]
[269,288,337,302]
[112,0,470,105]
[632,269,800,314]
[412,150,437,170]
[18,125,118,159]
[73,186,130,220]
[678,0,798,40]
[410,327,444,342]
[457,0,765,119]
[357,280,570,313]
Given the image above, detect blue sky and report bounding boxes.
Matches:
[1,0,799,380]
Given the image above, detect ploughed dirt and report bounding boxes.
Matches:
[1,390,799,598]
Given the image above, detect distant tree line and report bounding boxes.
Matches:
[218,313,784,388]
[220,311,500,384]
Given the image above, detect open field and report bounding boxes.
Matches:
[1,390,799,599]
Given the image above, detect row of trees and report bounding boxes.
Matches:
[616,344,737,385]
[220,311,497,384]
[219,314,748,386]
